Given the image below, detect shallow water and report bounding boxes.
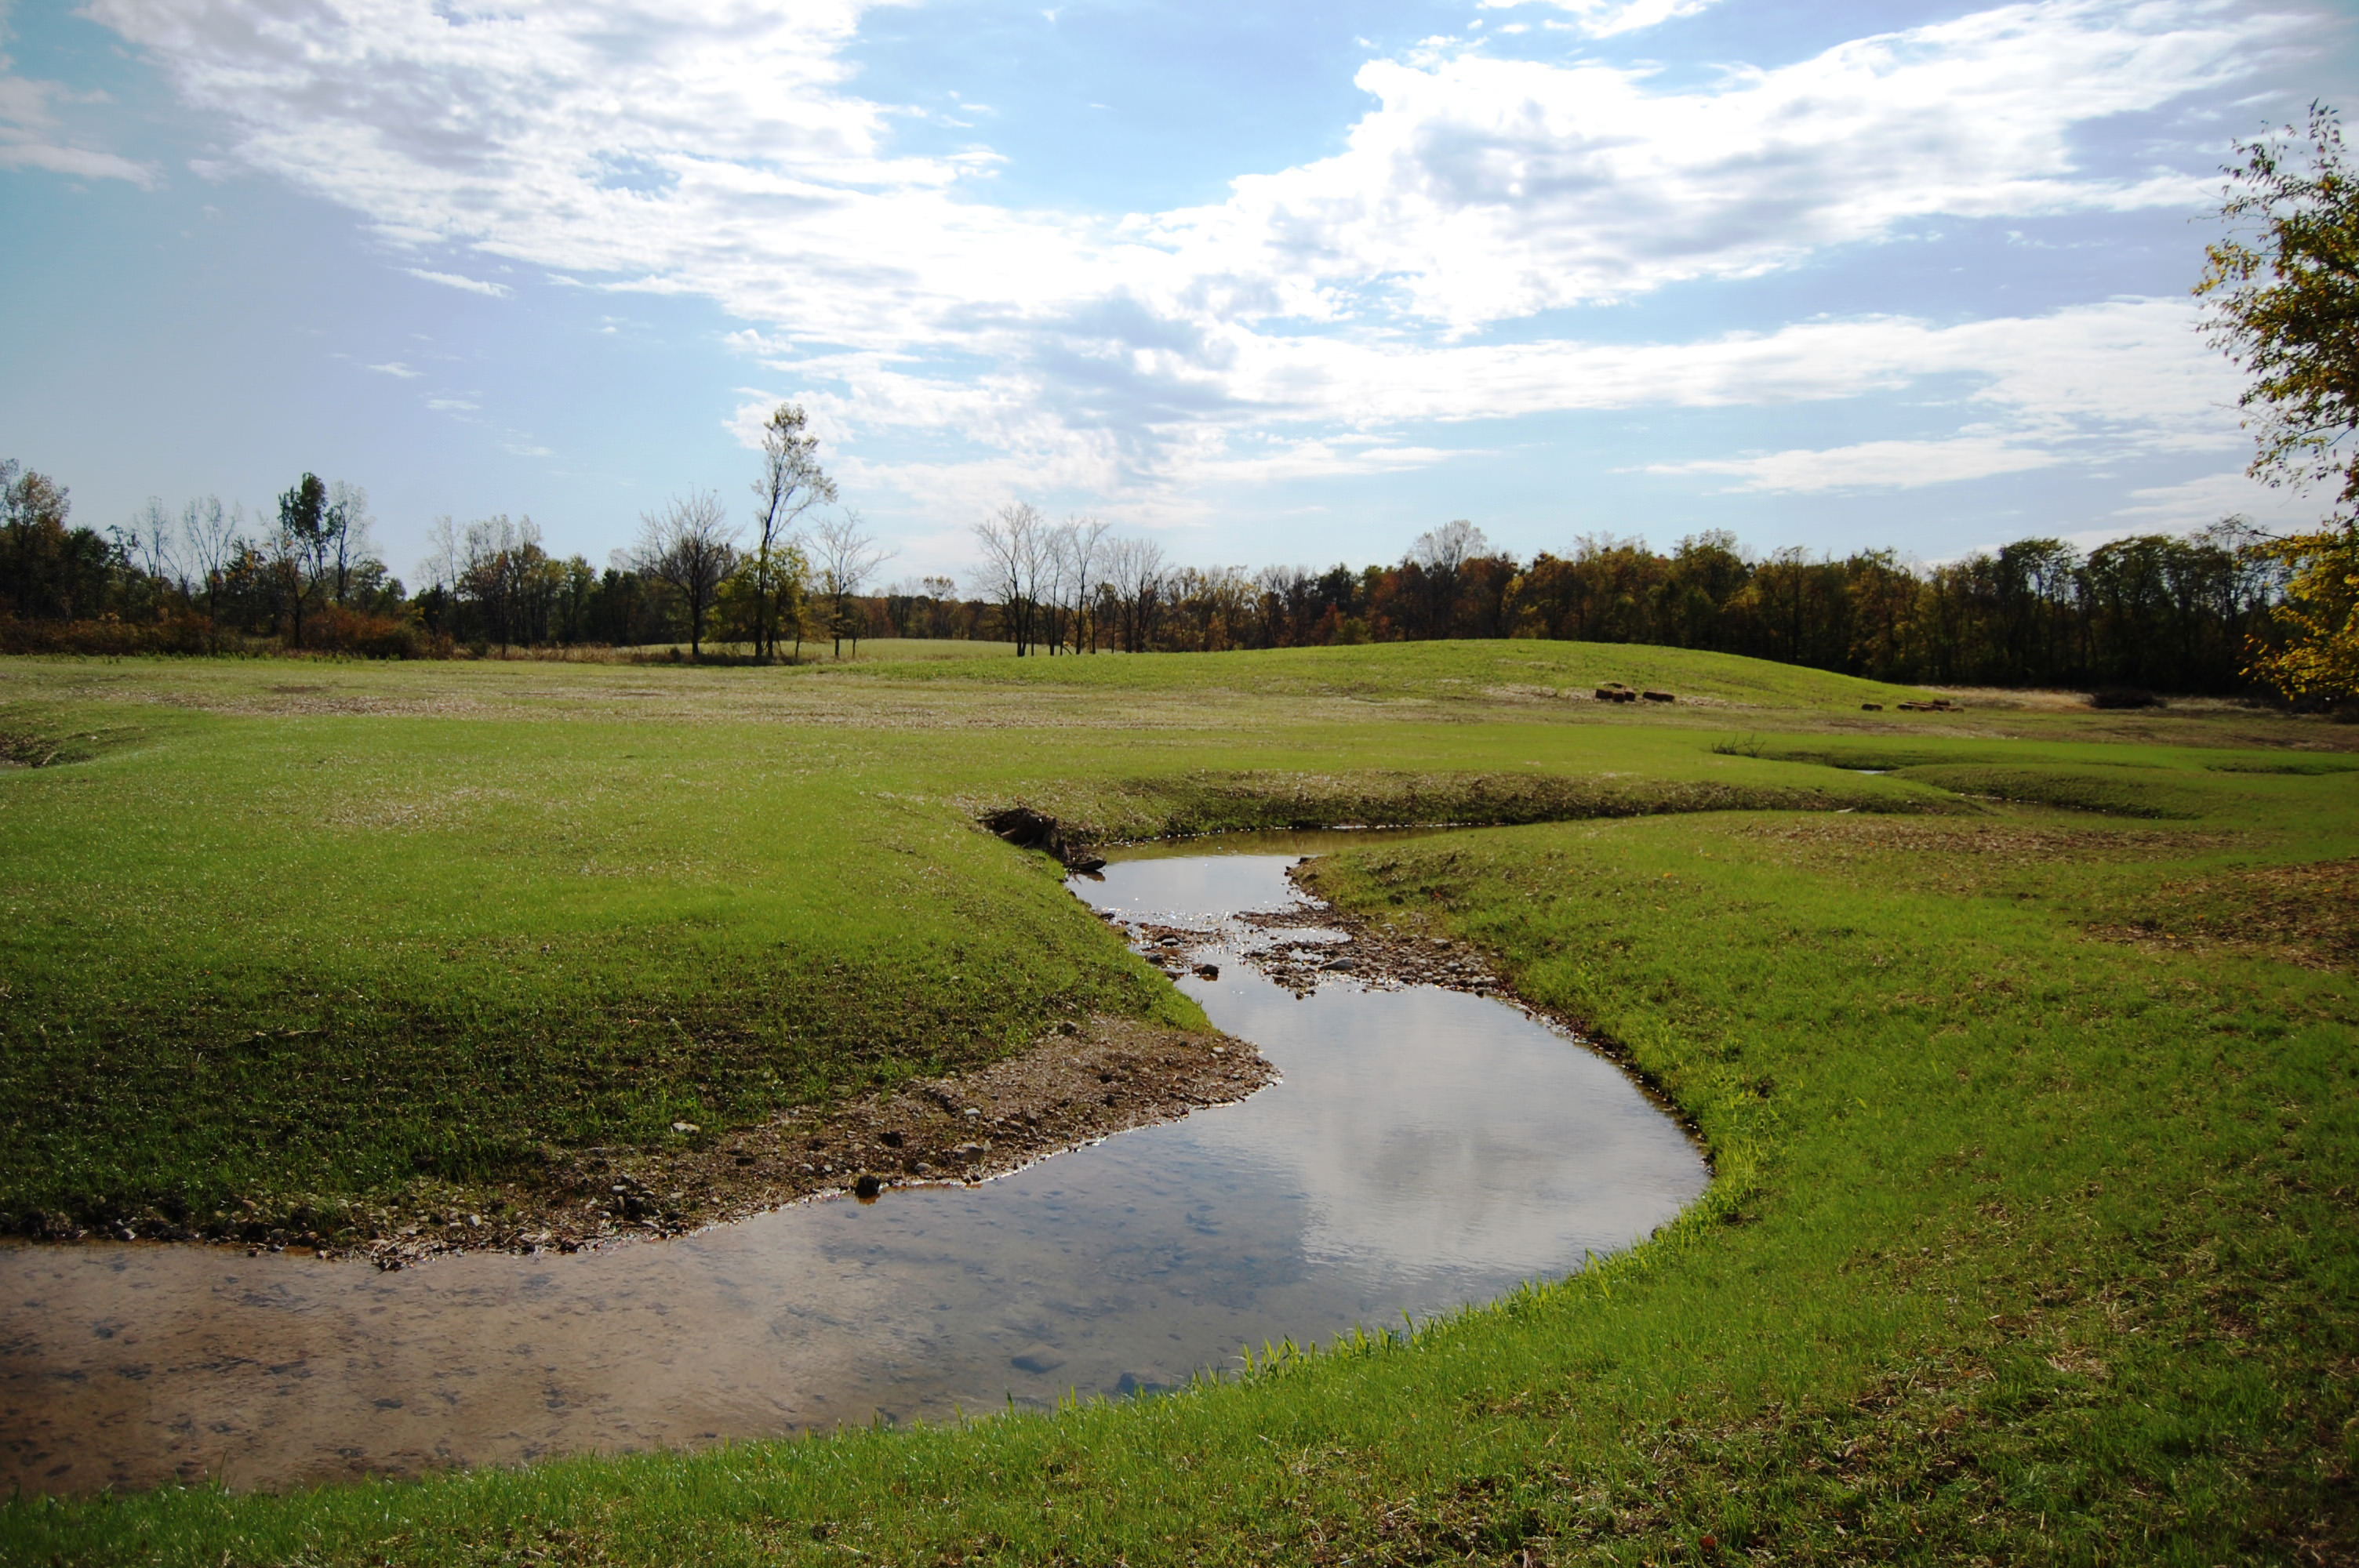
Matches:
[0,844,1707,1495]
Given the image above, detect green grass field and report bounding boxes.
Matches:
[3,644,2354,1564]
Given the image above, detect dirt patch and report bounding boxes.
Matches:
[2085,858,2359,971]
[44,1016,1272,1268]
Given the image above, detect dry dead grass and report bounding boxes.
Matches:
[2086,858,2359,971]
[1737,815,2247,866]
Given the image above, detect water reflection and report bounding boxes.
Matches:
[0,845,1707,1495]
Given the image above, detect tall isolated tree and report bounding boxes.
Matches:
[637,490,739,658]
[275,472,333,647]
[810,510,891,659]
[747,402,837,660]
[2200,103,2359,700]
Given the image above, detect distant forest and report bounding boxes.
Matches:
[0,458,2294,695]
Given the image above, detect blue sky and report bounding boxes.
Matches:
[3,0,2354,588]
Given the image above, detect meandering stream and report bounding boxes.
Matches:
[1,839,1707,1494]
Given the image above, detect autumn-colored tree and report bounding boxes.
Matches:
[2199,104,2359,699]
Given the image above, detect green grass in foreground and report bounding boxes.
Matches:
[3,644,2357,1563]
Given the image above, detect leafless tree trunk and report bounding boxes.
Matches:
[972,502,1048,655]
[1061,516,1109,652]
[327,482,373,606]
[1104,535,1167,652]
[636,491,740,659]
[180,497,243,629]
[810,510,891,659]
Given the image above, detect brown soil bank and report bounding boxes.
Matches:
[373,1014,1269,1267]
[37,1018,1270,1269]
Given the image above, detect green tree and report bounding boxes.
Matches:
[2199,103,2359,699]
[747,403,836,660]
[275,473,333,648]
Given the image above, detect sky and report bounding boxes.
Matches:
[3,0,2355,589]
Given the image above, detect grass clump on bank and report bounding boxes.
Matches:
[3,644,2356,1563]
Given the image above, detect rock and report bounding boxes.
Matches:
[852,1173,883,1200]
[1860,702,1883,711]
[671,1121,700,1134]
[1009,1344,1066,1375]
[879,1130,904,1148]
[1641,690,1674,702]
[1193,963,1219,979]
[1322,957,1357,972]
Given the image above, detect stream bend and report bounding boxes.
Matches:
[0,843,1707,1494]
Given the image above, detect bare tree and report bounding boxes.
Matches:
[119,498,179,587]
[1103,535,1167,652]
[1411,519,1488,575]
[810,510,892,659]
[636,490,740,658]
[1409,519,1489,637]
[1052,516,1113,651]
[180,497,243,626]
[972,502,1048,655]
[748,403,837,660]
[326,481,373,606]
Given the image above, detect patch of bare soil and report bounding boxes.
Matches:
[2085,858,2359,971]
[235,1015,1270,1269]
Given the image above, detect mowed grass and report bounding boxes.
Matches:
[3,645,2357,1563]
[0,647,1946,1243]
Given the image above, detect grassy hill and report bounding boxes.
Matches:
[3,644,2354,1563]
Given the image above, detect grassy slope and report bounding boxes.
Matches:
[0,646,1939,1240]
[3,646,2357,1563]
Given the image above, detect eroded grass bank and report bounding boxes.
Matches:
[3,648,2357,1563]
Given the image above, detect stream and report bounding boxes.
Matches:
[0,838,1707,1494]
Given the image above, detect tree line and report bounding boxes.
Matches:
[0,445,2317,695]
[0,405,892,663]
[942,511,2293,696]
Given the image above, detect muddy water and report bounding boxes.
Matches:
[1,842,1707,1495]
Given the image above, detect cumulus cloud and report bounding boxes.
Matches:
[80,0,2294,519]
[1136,0,2286,331]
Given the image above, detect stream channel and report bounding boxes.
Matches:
[2,834,1708,1495]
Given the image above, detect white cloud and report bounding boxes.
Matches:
[2111,469,2326,530]
[89,0,2284,347]
[1478,0,1721,41]
[82,0,2295,522]
[1138,2,2287,332]
[366,361,421,379]
[1646,434,2065,493]
[0,49,158,186]
[405,268,511,298]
